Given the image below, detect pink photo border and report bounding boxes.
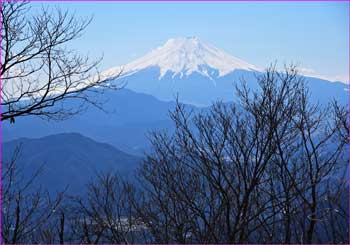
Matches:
[0,0,348,244]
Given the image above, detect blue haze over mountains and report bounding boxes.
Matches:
[3,37,348,192]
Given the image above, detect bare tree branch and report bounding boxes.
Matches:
[1,1,122,122]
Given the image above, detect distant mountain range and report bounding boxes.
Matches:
[3,133,141,193]
[104,37,348,106]
[3,89,180,156]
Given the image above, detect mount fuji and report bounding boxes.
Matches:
[106,37,258,80]
[104,37,347,106]
[4,38,348,156]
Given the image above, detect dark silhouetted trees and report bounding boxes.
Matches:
[134,66,349,243]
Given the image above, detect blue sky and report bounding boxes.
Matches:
[34,1,349,82]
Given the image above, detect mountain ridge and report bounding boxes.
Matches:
[101,37,348,106]
[104,37,259,81]
[3,133,141,193]
[3,89,184,156]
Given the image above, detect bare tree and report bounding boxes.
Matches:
[251,69,349,243]
[68,173,141,244]
[1,146,65,244]
[134,65,349,243]
[292,91,347,243]
[1,1,121,122]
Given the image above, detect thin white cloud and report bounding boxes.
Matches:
[299,67,348,84]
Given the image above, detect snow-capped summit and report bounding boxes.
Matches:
[101,37,347,107]
[104,37,258,80]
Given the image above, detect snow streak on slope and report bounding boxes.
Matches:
[104,37,258,80]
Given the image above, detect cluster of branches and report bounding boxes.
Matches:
[2,66,348,244]
[1,1,121,123]
[1,161,143,244]
[133,66,349,243]
[1,147,65,244]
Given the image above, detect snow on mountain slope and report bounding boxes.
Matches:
[101,37,347,106]
[104,37,258,80]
